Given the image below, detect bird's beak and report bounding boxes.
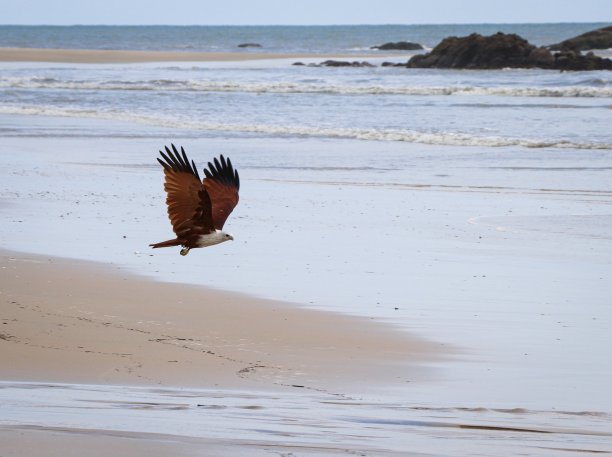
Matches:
[229,235,234,241]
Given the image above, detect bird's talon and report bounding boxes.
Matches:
[180,247,190,256]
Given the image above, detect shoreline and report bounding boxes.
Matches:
[0,47,401,63]
[0,249,443,394]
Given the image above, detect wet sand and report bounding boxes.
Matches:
[1,424,384,457]
[0,424,412,457]
[2,381,610,457]
[0,250,440,393]
[0,47,390,63]
[0,426,215,457]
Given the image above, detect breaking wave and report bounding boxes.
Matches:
[1,77,611,98]
[2,105,611,150]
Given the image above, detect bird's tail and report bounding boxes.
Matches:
[149,238,182,249]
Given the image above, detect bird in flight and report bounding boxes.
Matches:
[150,144,240,256]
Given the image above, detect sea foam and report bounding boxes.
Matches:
[1,105,610,150]
[1,77,611,98]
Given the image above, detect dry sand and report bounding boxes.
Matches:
[0,250,440,393]
[0,47,389,63]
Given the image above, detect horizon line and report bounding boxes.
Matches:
[0,21,610,27]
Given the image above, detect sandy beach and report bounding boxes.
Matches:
[0,47,391,63]
[0,425,228,457]
[0,250,439,391]
[0,250,442,456]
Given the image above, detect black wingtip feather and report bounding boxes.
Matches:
[156,145,238,190]
[157,145,201,181]
[157,157,171,171]
[159,150,173,167]
[203,155,240,190]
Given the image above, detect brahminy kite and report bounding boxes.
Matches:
[150,144,240,256]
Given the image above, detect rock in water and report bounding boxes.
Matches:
[552,50,612,71]
[317,60,375,67]
[407,33,546,69]
[548,26,612,51]
[407,32,612,71]
[238,43,262,48]
[371,41,424,51]
[381,61,409,67]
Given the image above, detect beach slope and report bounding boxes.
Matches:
[0,251,440,393]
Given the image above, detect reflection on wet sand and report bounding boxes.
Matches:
[1,382,611,457]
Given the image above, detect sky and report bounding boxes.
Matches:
[1,0,611,25]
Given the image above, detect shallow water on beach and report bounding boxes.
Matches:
[2,381,611,456]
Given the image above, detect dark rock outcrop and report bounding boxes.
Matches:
[552,50,612,71]
[293,60,375,67]
[381,61,408,67]
[371,41,423,51]
[406,32,612,71]
[237,43,262,48]
[548,26,612,51]
[407,33,549,69]
[320,60,374,67]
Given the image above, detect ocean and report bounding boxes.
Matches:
[1,24,612,455]
[0,23,609,52]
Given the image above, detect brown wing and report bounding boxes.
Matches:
[203,155,240,230]
[157,144,215,235]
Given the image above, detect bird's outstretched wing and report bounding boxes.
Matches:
[203,155,240,230]
[157,144,214,235]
